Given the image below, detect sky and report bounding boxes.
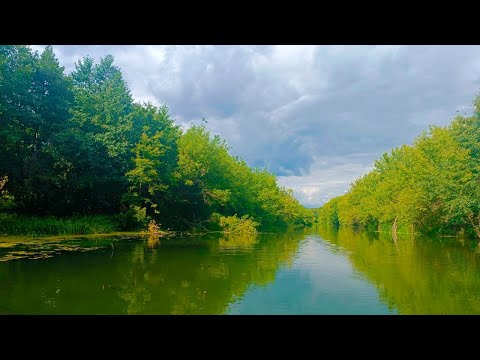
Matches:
[30,45,480,207]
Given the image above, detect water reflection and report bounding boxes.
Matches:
[0,232,303,314]
[316,226,480,314]
[1,228,479,314]
[218,233,259,250]
[147,234,161,248]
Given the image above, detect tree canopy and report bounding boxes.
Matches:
[317,94,480,239]
[0,45,311,232]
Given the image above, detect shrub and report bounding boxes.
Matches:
[114,205,149,231]
[0,213,120,236]
[148,219,160,233]
[218,215,259,235]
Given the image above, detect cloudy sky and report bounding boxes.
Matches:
[31,45,480,207]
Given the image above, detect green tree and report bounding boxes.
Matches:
[124,104,180,224]
[0,45,73,214]
[318,94,480,239]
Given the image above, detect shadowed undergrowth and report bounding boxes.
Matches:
[0,213,121,237]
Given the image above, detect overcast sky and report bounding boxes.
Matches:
[31,45,480,207]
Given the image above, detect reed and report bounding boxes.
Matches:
[0,213,121,237]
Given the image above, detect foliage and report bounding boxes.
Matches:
[114,205,148,231]
[147,219,160,234]
[218,215,259,235]
[174,125,312,231]
[0,176,14,211]
[0,213,120,236]
[0,45,309,233]
[317,95,480,238]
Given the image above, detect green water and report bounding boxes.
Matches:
[1,228,479,314]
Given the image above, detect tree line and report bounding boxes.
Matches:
[0,45,312,232]
[317,95,480,239]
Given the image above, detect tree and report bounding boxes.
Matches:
[125,105,180,223]
[0,45,74,214]
[318,97,480,239]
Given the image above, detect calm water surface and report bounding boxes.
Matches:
[1,228,479,314]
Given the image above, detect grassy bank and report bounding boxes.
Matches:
[0,213,125,237]
[0,212,298,238]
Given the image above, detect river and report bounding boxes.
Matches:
[1,228,479,314]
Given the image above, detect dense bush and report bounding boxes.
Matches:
[218,215,259,236]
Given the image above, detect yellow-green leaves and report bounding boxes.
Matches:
[176,125,311,230]
[318,100,480,238]
[218,215,259,236]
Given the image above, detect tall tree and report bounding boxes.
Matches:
[0,45,73,213]
[66,54,135,214]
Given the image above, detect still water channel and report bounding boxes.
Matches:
[1,228,479,314]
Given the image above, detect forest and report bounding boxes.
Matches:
[317,95,480,239]
[0,45,312,235]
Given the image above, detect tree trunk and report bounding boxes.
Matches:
[392,216,398,244]
[392,216,398,234]
[468,214,480,239]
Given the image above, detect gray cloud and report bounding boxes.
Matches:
[31,45,480,207]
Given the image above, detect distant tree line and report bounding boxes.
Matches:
[0,45,312,231]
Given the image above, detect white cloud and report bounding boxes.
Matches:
[278,154,375,207]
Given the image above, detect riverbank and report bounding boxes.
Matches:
[0,213,229,243]
[0,213,137,237]
[0,212,210,241]
[0,212,298,239]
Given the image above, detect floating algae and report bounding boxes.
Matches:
[0,236,116,262]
